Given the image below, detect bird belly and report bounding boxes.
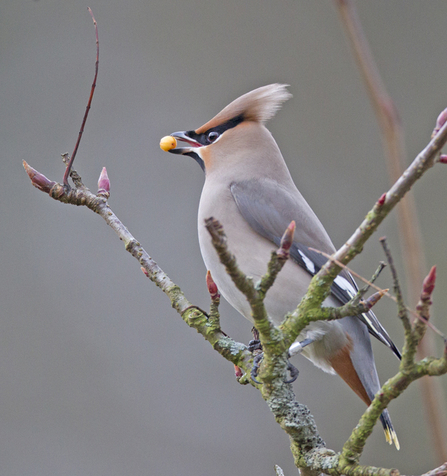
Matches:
[198,185,347,373]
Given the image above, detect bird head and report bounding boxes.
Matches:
[164,84,292,175]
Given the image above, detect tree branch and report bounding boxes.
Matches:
[23,10,447,476]
[24,101,447,476]
[334,0,447,460]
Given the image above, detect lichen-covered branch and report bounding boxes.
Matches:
[23,161,254,377]
[24,111,447,474]
[281,111,447,346]
[339,267,447,468]
[23,10,447,474]
[334,1,447,460]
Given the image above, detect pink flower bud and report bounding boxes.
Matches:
[278,221,296,259]
[436,109,447,131]
[234,365,243,378]
[377,193,387,206]
[206,270,220,299]
[141,267,149,278]
[432,108,447,138]
[421,265,436,302]
[23,161,57,193]
[97,167,110,196]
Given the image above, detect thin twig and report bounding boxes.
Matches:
[62,153,84,188]
[63,7,99,187]
[379,237,411,331]
[308,247,446,340]
[359,261,386,296]
[258,221,295,296]
[419,462,447,476]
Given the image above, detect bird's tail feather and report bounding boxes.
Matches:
[380,410,400,450]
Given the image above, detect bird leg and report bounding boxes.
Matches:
[284,361,299,384]
[249,327,299,384]
[250,353,264,384]
[248,326,262,353]
[288,338,314,357]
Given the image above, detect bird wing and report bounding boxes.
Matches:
[230,179,400,358]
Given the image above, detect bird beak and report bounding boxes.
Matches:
[168,131,202,155]
[168,131,205,172]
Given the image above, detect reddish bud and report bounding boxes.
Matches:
[278,221,296,259]
[364,288,388,309]
[421,265,436,302]
[141,267,149,278]
[377,193,387,206]
[439,155,447,164]
[97,167,110,196]
[234,365,243,378]
[433,108,447,138]
[206,270,220,299]
[23,160,56,193]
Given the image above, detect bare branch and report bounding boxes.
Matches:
[419,462,447,476]
[413,266,437,345]
[308,248,446,340]
[379,237,411,334]
[63,8,99,187]
[204,217,256,301]
[258,221,295,296]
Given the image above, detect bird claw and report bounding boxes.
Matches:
[284,360,299,383]
[250,352,299,384]
[248,338,262,353]
[250,352,264,384]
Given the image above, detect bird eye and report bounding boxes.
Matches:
[207,131,219,143]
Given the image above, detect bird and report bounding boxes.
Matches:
[162,83,400,448]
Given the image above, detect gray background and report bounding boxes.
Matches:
[2,1,447,475]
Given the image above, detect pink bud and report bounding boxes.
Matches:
[432,108,447,138]
[439,155,447,164]
[377,193,386,206]
[421,265,436,301]
[23,160,56,193]
[141,267,149,278]
[278,221,296,259]
[97,167,110,196]
[234,365,243,378]
[436,109,447,131]
[206,270,220,299]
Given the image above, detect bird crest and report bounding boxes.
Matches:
[196,84,292,134]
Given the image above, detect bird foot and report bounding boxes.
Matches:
[250,352,299,384]
[248,338,262,353]
[250,352,264,384]
[284,360,299,383]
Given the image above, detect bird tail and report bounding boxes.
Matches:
[380,410,400,450]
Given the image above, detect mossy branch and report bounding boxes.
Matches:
[23,108,447,474]
[23,10,447,475]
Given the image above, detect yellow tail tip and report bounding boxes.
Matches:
[384,428,400,450]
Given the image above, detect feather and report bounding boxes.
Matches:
[196,84,292,134]
[230,179,401,359]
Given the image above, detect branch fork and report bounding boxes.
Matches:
[23,8,447,476]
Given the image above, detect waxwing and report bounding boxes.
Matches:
[163,84,400,448]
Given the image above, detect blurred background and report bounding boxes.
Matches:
[1,1,447,475]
